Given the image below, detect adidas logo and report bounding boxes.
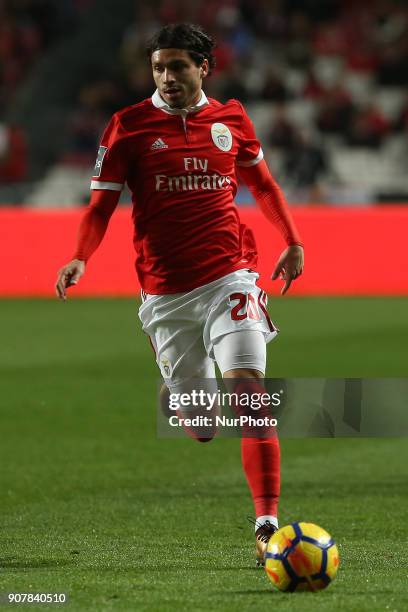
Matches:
[151,138,168,150]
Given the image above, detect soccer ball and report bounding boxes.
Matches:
[264,522,339,592]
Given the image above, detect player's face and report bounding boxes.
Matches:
[151,49,209,108]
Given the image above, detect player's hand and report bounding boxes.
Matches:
[55,259,85,301]
[272,245,304,295]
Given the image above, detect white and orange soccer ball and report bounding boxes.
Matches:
[264,522,340,592]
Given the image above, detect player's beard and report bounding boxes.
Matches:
[162,84,200,109]
[163,89,184,107]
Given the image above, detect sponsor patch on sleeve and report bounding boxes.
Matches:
[93,146,108,177]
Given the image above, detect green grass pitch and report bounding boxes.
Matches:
[0,297,407,611]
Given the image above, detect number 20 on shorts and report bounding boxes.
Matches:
[229,291,268,322]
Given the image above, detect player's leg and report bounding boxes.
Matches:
[159,363,219,442]
[159,382,171,418]
[213,330,280,564]
[139,294,218,441]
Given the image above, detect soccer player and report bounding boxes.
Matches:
[55,23,304,565]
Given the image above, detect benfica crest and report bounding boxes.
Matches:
[211,123,233,151]
[159,354,173,378]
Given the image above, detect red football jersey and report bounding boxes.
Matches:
[91,90,265,294]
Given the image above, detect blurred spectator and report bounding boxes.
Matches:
[0,0,88,103]
[120,5,160,73]
[260,68,289,102]
[285,11,313,69]
[214,3,253,60]
[283,128,330,203]
[303,67,326,99]
[122,64,155,106]
[370,0,408,47]
[240,0,288,41]
[290,0,340,23]
[0,122,27,183]
[394,98,408,134]
[316,83,355,134]
[313,21,349,57]
[219,61,251,102]
[0,6,41,99]
[346,103,390,148]
[377,40,408,86]
[63,81,122,164]
[373,0,408,85]
[268,105,297,149]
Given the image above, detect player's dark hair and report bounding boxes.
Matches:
[146,23,216,75]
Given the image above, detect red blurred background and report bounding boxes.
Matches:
[2,206,407,296]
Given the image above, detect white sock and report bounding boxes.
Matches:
[255,515,279,532]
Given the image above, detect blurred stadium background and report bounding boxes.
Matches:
[1,1,407,609]
[1,0,408,206]
[1,0,408,297]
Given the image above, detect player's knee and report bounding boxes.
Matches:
[161,383,217,442]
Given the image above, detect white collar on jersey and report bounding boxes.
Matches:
[151,89,209,115]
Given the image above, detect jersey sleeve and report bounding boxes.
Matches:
[236,102,264,168]
[91,114,128,191]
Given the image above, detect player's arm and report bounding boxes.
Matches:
[238,159,304,295]
[55,189,120,300]
[56,113,127,300]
